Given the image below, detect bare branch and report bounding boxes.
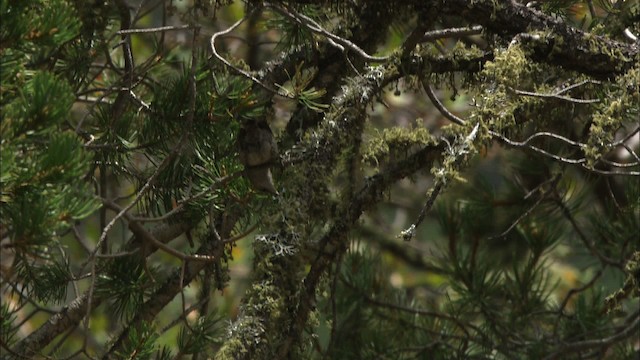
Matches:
[512,88,600,104]
[210,10,293,98]
[421,80,466,126]
[267,3,390,63]
[422,25,483,42]
[492,132,640,176]
[117,24,193,35]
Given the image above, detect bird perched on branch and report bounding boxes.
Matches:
[238,118,279,195]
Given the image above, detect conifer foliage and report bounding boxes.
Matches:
[1,0,638,359]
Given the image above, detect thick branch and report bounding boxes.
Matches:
[277,141,446,357]
[438,0,638,79]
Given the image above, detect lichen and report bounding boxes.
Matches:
[482,44,534,90]
[362,120,436,168]
[584,64,638,166]
[585,99,623,166]
[215,232,304,359]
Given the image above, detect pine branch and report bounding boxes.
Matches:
[542,311,640,360]
[101,222,235,359]
[9,217,197,358]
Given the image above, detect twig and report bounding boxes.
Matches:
[517,131,588,148]
[341,277,479,339]
[490,131,586,164]
[158,298,208,335]
[179,261,194,334]
[402,22,431,58]
[512,88,600,104]
[210,11,292,98]
[267,3,389,63]
[99,212,241,359]
[91,141,180,261]
[553,268,603,336]
[95,248,140,259]
[422,78,637,175]
[585,0,597,21]
[71,225,91,255]
[422,25,483,42]
[494,131,640,176]
[89,19,202,263]
[103,199,257,262]
[421,80,466,125]
[117,24,193,34]
[553,191,621,268]
[323,253,343,360]
[600,155,640,168]
[623,28,638,42]
[75,96,114,105]
[488,174,561,240]
[398,181,444,241]
[133,171,241,223]
[129,214,219,261]
[400,123,479,241]
[0,341,32,360]
[554,79,601,95]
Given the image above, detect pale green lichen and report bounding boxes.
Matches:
[584,64,639,166]
[215,232,304,359]
[482,44,535,90]
[468,42,555,144]
[362,120,436,168]
[586,102,622,166]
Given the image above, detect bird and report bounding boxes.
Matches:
[237,119,279,195]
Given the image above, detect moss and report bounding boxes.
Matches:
[584,64,638,166]
[549,33,565,56]
[215,232,305,359]
[467,42,577,146]
[583,31,631,72]
[362,120,436,168]
[483,44,534,89]
[452,41,485,62]
[219,59,405,359]
[585,100,623,166]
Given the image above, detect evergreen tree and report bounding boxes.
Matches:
[1,0,638,359]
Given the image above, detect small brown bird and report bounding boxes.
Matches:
[238,119,279,195]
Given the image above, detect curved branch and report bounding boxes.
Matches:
[210,10,293,98]
[267,3,389,63]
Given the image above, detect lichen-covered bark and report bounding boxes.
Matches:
[217,2,638,358]
[436,0,638,79]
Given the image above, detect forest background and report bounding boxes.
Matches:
[1,0,639,359]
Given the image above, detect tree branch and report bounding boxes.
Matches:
[437,0,638,79]
[8,217,196,358]
[277,140,447,357]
